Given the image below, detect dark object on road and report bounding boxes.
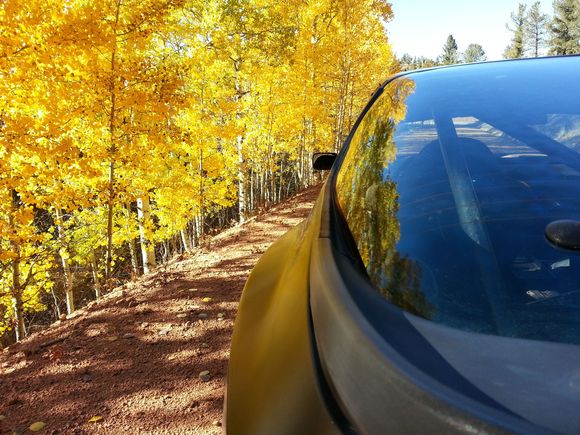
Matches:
[226,56,580,434]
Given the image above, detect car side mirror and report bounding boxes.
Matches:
[312,152,337,170]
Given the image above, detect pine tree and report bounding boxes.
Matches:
[504,3,528,58]
[464,43,487,63]
[440,34,459,65]
[525,1,550,57]
[399,54,414,70]
[548,0,580,55]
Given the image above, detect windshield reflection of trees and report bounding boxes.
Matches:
[337,79,434,318]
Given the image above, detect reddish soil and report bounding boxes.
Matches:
[0,185,321,435]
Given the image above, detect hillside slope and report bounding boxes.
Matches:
[0,184,321,435]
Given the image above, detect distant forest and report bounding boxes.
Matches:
[399,0,580,70]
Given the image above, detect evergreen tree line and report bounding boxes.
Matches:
[504,0,580,58]
[0,0,396,345]
[399,0,580,71]
[399,36,487,70]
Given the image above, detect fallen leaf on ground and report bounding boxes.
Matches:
[29,421,46,431]
[106,336,118,342]
[88,416,103,423]
[48,345,64,361]
[158,326,172,335]
[201,297,212,303]
[0,415,6,421]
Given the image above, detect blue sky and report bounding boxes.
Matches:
[387,0,554,61]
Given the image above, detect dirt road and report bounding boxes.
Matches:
[0,184,321,434]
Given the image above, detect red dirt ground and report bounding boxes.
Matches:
[0,184,321,435]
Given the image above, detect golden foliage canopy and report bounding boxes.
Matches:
[0,0,396,339]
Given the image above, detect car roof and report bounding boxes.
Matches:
[388,54,580,84]
[383,55,580,123]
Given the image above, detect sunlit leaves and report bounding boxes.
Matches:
[28,421,47,432]
[0,0,395,340]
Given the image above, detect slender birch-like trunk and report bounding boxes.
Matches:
[237,135,246,223]
[9,192,25,341]
[137,195,156,273]
[91,252,102,299]
[55,209,74,314]
[105,0,121,287]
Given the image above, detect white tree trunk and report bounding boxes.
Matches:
[91,253,102,300]
[137,195,156,273]
[180,230,190,253]
[237,135,247,223]
[55,209,75,315]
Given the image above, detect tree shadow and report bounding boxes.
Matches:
[0,183,322,433]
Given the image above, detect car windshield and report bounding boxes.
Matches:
[335,57,580,344]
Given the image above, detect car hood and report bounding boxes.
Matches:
[409,314,580,433]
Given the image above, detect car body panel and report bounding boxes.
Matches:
[409,315,580,433]
[312,190,573,433]
[225,194,342,435]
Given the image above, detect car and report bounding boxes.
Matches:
[225,56,580,434]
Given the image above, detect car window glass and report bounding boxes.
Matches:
[335,58,580,344]
[454,117,535,155]
[530,114,580,151]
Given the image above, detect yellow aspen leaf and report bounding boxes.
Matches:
[202,297,212,303]
[29,421,46,431]
[88,416,103,423]
[0,251,17,261]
